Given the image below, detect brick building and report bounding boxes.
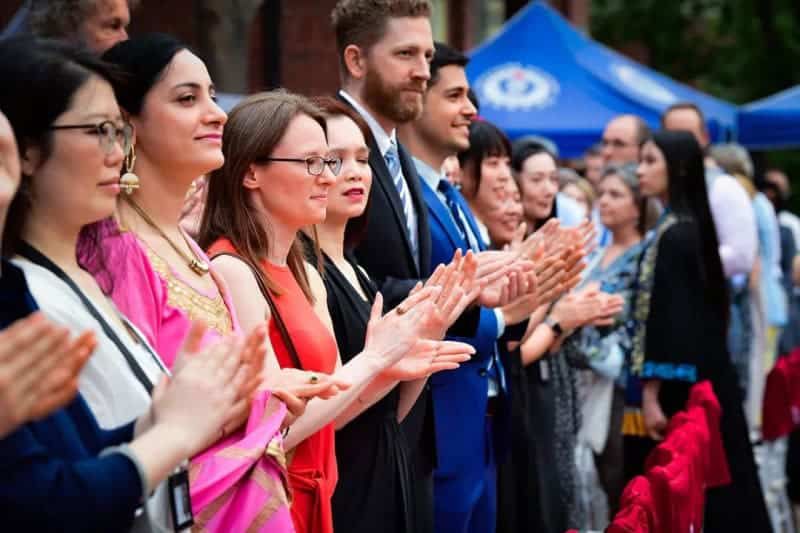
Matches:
[0,0,588,95]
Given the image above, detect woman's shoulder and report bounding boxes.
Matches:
[205,236,237,258]
[658,217,701,253]
[304,259,328,301]
[11,259,84,320]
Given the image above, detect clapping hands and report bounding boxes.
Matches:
[0,313,96,438]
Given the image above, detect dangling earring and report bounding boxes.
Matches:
[120,144,140,195]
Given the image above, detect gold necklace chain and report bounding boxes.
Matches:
[124,197,210,276]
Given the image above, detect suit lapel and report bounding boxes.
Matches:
[453,192,488,251]
[366,140,416,261]
[398,145,431,273]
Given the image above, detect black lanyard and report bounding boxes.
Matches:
[17,242,163,395]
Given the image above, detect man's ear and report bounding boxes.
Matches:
[242,165,259,190]
[20,145,42,177]
[343,44,367,81]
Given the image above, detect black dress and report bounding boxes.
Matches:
[320,251,415,533]
[640,220,772,532]
[496,348,566,533]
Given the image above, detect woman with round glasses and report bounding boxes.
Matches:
[198,90,475,533]
[0,37,264,532]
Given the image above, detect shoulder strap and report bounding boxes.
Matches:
[17,242,156,394]
[210,251,304,370]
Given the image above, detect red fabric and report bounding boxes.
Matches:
[208,239,340,533]
[644,425,704,532]
[637,381,733,533]
[762,356,793,440]
[787,352,800,423]
[607,476,657,533]
[686,381,731,486]
[646,454,694,533]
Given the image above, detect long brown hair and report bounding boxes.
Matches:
[198,90,325,302]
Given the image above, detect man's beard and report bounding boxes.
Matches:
[362,65,424,125]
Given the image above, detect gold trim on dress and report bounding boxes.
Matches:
[144,247,233,336]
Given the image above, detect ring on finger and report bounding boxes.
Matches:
[396,306,407,316]
[309,374,319,384]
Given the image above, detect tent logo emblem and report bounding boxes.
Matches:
[612,63,677,105]
[477,63,559,110]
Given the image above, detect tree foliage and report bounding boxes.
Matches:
[590,0,800,104]
[590,0,800,207]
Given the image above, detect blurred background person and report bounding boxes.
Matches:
[582,142,605,189]
[559,168,595,219]
[6,0,135,54]
[600,115,650,166]
[634,130,770,532]
[711,143,787,430]
[561,163,655,527]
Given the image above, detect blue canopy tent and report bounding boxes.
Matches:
[466,1,737,158]
[738,85,800,150]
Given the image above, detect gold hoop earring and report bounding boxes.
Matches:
[120,144,140,195]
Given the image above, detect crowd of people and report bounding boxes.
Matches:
[0,0,795,532]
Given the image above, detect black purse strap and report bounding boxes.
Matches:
[210,251,304,370]
[17,242,159,394]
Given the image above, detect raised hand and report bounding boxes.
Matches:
[0,313,96,438]
[548,283,623,333]
[537,254,567,303]
[590,293,625,326]
[497,266,543,326]
[382,339,473,381]
[219,325,268,435]
[270,368,351,424]
[152,324,250,453]
[410,250,480,340]
[515,218,560,259]
[475,253,536,309]
[363,289,440,368]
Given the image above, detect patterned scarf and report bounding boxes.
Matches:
[630,211,679,376]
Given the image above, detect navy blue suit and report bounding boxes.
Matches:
[420,175,511,533]
[0,260,143,532]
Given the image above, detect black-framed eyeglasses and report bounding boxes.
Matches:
[257,155,342,176]
[49,120,133,155]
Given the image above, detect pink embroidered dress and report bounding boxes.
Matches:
[80,219,294,532]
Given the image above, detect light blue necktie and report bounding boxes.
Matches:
[384,142,418,262]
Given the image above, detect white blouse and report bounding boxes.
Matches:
[13,257,175,532]
[14,258,166,428]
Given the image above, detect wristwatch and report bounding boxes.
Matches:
[544,316,563,337]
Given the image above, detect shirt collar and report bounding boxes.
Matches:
[412,157,444,192]
[339,89,395,156]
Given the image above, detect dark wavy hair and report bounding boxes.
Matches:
[0,37,120,257]
[650,129,729,325]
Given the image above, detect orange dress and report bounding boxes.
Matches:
[208,239,339,533]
